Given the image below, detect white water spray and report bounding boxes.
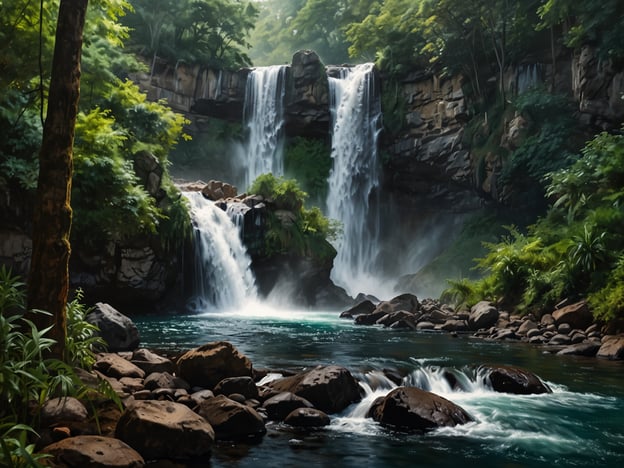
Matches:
[326,63,384,298]
[243,65,288,189]
[184,192,257,311]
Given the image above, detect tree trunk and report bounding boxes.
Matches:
[27,0,89,359]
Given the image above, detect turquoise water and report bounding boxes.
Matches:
[134,307,624,467]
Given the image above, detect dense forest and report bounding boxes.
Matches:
[2,0,624,318]
[1,0,624,464]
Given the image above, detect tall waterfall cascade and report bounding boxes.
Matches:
[243,65,288,189]
[184,192,257,311]
[326,63,384,298]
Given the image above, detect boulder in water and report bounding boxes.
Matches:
[266,365,361,413]
[284,407,331,427]
[177,341,253,389]
[339,300,376,318]
[262,391,314,421]
[481,365,551,394]
[213,376,259,400]
[198,395,266,441]
[597,335,624,360]
[368,386,473,432]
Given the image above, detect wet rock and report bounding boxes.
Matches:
[86,303,140,352]
[517,320,538,336]
[213,376,259,400]
[557,343,601,357]
[197,395,266,441]
[376,310,417,327]
[549,334,571,345]
[552,300,593,331]
[265,365,361,413]
[190,389,215,406]
[177,341,253,389]
[368,386,473,432]
[354,310,387,325]
[416,321,435,330]
[119,377,145,393]
[143,372,190,391]
[115,400,214,460]
[468,301,499,330]
[95,353,145,380]
[482,365,551,394]
[440,319,469,332]
[597,335,624,360]
[339,300,376,318]
[284,407,331,427]
[540,314,555,326]
[262,392,314,421]
[42,435,145,468]
[131,349,175,375]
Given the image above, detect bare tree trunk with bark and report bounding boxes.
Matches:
[27,0,89,359]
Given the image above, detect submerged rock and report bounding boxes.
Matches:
[262,392,314,421]
[368,386,473,432]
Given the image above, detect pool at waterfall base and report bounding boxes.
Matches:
[134,305,624,467]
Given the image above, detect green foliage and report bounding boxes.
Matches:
[0,268,121,467]
[65,290,105,369]
[446,129,624,321]
[249,174,338,260]
[124,0,259,69]
[284,137,332,205]
[537,0,624,61]
[590,256,624,322]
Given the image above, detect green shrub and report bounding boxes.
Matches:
[284,137,331,205]
[249,174,339,260]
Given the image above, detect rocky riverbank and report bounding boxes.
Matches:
[35,297,624,466]
[339,293,624,360]
[38,341,551,466]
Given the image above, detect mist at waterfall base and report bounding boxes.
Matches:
[135,308,624,467]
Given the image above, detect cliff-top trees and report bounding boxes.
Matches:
[125,0,259,69]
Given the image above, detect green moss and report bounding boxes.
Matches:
[284,136,332,206]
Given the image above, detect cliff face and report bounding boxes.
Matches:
[138,47,623,214]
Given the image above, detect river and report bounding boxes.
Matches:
[134,304,624,467]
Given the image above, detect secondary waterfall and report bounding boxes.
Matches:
[184,192,257,311]
[243,65,287,189]
[326,63,383,298]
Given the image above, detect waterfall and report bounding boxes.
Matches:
[184,192,257,311]
[243,65,288,189]
[516,64,542,95]
[326,63,383,298]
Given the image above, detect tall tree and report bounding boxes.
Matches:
[27,0,89,358]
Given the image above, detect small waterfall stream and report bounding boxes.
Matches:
[326,63,384,298]
[184,192,257,311]
[243,65,288,189]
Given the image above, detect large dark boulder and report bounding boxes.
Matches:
[368,386,473,432]
[284,407,331,427]
[115,401,214,460]
[468,301,499,330]
[197,395,266,441]
[262,392,314,421]
[266,365,361,413]
[552,300,594,331]
[597,335,624,360]
[86,303,140,352]
[339,300,376,319]
[176,341,253,389]
[42,436,145,468]
[213,376,259,400]
[481,365,552,394]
